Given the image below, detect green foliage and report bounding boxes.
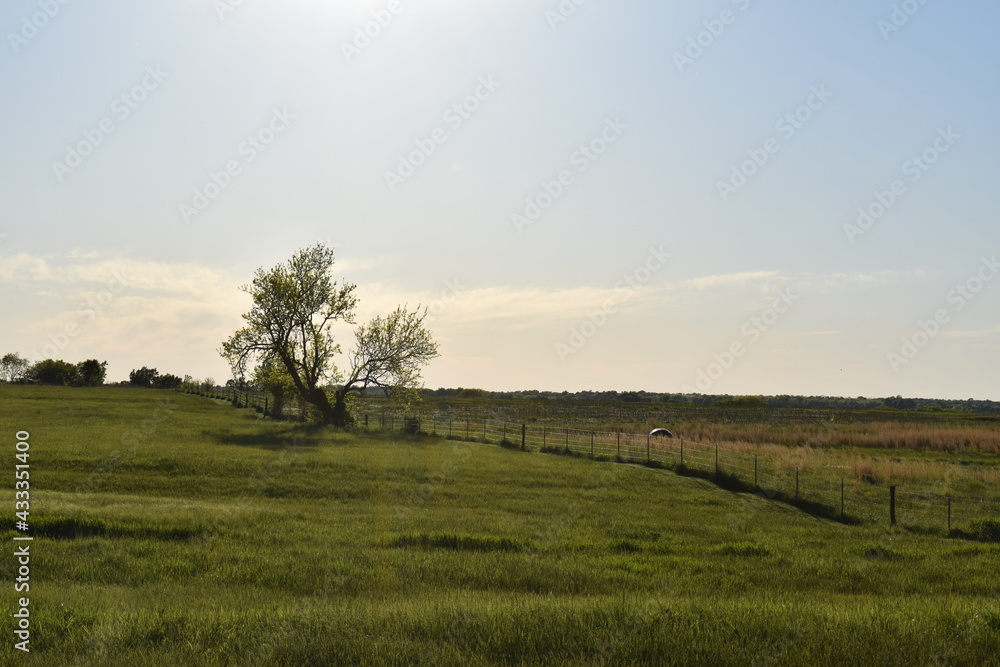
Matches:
[0,351,29,382]
[154,373,182,389]
[28,358,80,385]
[129,366,159,388]
[129,367,182,389]
[252,354,296,417]
[221,244,438,426]
[221,243,357,424]
[77,359,108,386]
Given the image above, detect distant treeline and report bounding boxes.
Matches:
[412,388,1000,414]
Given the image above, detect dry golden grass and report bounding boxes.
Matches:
[658,419,1000,454]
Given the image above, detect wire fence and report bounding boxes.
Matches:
[358,411,1000,538]
[189,388,1000,539]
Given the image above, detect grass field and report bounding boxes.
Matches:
[2,385,999,665]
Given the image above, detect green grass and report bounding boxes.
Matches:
[1,385,999,665]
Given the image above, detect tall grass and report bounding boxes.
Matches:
[646,419,1000,453]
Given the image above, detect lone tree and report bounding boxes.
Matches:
[221,244,439,426]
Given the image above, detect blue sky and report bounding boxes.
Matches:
[2,0,999,399]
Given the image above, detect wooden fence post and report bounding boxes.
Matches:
[521,424,526,451]
[543,425,547,449]
[890,486,897,526]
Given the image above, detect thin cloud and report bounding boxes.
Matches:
[677,271,780,290]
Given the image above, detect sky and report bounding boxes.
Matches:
[1,0,999,400]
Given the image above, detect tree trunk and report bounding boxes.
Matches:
[330,390,353,428]
[303,387,338,425]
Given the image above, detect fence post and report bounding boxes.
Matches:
[795,468,799,501]
[947,496,952,533]
[483,419,487,442]
[432,417,437,436]
[890,486,897,526]
[754,455,758,488]
[265,396,269,416]
[364,413,368,428]
[521,424,526,451]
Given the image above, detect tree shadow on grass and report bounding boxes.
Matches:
[207,425,325,450]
